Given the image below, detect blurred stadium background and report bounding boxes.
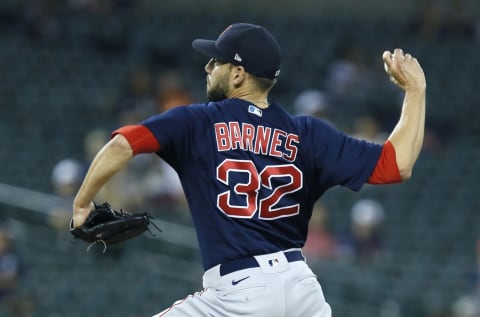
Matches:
[0,0,479,316]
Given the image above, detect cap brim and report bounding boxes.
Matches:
[192,39,226,61]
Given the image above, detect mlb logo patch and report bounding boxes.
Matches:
[268,258,280,267]
[248,105,262,117]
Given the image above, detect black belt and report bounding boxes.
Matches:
[220,250,305,276]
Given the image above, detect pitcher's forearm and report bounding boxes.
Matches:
[388,88,426,179]
[73,135,133,208]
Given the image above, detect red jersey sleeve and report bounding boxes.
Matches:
[112,125,160,155]
[367,140,402,184]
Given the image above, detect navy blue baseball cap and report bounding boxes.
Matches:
[192,23,281,80]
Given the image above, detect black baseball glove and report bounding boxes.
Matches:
[70,202,160,248]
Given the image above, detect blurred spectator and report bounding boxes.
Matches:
[337,198,385,264]
[48,158,85,230]
[293,89,333,125]
[452,296,480,317]
[0,226,20,301]
[451,239,480,317]
[0,225,31,317]
[51,158,85,198]
[84,128,110,163]
[379,299,402,317]
[140,160,189,220]
[113,66,156,126]
[421,128,446,154]
[323,40,377,127]
[303,202,337,261]
[154,69,194,112]
[351,115,388,143]
[324,40,373,99]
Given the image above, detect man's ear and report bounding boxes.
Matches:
[231,66,246,86]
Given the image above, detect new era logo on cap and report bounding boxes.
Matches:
[192,23,281,80]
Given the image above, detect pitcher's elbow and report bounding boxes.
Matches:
[110,134,134,156]
[399,167,413,181]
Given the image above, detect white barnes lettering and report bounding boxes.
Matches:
[214,122,299,162]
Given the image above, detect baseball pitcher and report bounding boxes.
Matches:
[72,23,426,316]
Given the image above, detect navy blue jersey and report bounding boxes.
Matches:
[142,98,382,270]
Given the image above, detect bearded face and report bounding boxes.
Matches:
[205,59,232,102]
[207,75,230,101]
